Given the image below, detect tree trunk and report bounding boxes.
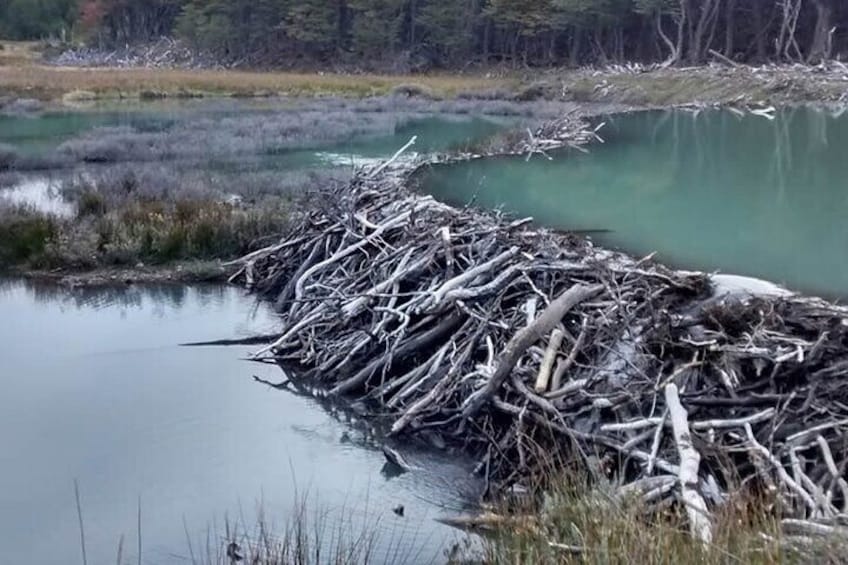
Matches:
[656,9,680,66]
[753,0,767,61]
[675,0,688,65]
[691,0,720,64]
[409,0,417,49]
[569,26,583,67]
[724,0,737,58]
[808,0,834,63]
[777,0,804,61]
[547,31,556,65]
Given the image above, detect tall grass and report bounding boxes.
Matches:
[472,470,848,565]
[0,193,289,271]
[181,492,446,565]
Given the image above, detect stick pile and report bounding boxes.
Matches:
[230,132,848,539]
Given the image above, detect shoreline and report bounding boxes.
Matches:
[9,260,229,287]
[2,39,847,110]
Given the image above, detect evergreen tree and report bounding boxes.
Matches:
[348,0,405,59]
[284,0,340,54]
[0,0,78,40]
[10,0,847,70]
[415,0,476,66]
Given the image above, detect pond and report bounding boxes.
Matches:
[418,107,848,299]
[0,280,476,564]
[0,99,512,162]
[0,98,516,215]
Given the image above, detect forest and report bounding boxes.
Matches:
[1,0,846,70]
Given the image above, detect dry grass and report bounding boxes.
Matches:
[0,40,41,67]
[0,41,517,102]
[478,478,846,565]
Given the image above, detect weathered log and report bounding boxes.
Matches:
[665,383,713,545]
[461,284,603,421]
[330,313,464,396]
[534,329,564,393]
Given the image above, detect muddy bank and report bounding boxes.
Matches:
[16,260,228,288]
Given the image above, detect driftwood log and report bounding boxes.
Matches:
[230,117,848,538]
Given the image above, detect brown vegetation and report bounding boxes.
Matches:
[0,42,515,102]
[0,195,289,274]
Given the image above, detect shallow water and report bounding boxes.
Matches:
[0,101,512,212]
[0,178,74,216]
[0,280,474,564]
[418,107,848,299]
[0,102,509,160]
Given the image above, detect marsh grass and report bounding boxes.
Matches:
[181,490,450,565]
[21,99,543,175]
[0,193,289,271]
[0,61,516,102]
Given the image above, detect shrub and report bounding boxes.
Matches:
[514,81,554,102]
[0,206,56,266]
[390,83,438,100]
[62,90,97,103]
[76,190,107,217]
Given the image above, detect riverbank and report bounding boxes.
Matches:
[1,42,515,104]
[3,41,848,108]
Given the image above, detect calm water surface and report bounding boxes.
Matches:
[419,107,848,298]
[0,280,473,564]
[0,102,511,215]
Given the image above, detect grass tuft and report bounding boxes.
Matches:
[0,205,57,265]
[474,473,847,565]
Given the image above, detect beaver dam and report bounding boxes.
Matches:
[229,116,848,546]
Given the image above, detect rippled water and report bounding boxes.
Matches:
[0,280,475,564]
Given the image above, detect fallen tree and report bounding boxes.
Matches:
[229,119,848,543]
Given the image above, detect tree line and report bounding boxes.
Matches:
[2,0,846,69]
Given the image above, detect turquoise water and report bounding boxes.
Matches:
[418,107,848,299]
[0,103,509,161]
[0,110,177,155]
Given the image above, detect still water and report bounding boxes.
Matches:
[0,102,509,161]
[0,280,473,564]
[419,107,848,298]
[0,101,512,215]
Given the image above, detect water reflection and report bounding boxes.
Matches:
[420,107,848,298]
[0,278,239,316]
[0,279,471,564]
